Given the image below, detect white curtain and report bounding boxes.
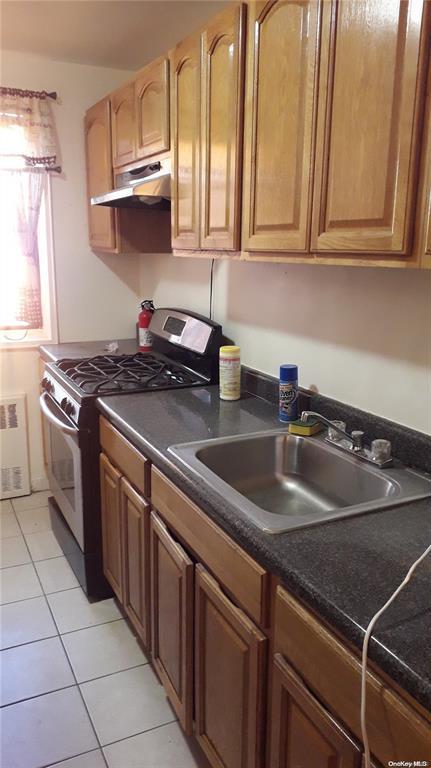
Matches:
[0,87,59,330]
[0,169,45,329]
[0,88,58,169]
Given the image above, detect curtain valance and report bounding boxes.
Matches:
[0,86,59,170]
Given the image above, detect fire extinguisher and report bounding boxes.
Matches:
[138,300,155,352]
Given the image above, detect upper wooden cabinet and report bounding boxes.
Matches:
[242,0,320,253]
[111,81,136,168]
[84,98,117,252]
[172,3,246,252]
[171,31,201,249]
[311,0,429,256]
[414,57,431,268]
[135,56,170,160]
[201,4,246,250]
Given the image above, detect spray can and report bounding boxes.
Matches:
[279,364,298,422]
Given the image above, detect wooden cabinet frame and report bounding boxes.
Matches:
[111,82,136,168]
[100,452,123,600]
[150,511,194,734]
[120,477,151,648]
[171,32,202,249]
[195,564,267,768]
[310,0,429,257]
[200,3,246,251]
[84,98,117,252]
[270,653,362,768]
[135,56,170,160]
[242,0,320,254]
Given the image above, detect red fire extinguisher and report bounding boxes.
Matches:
[138,300,155,352]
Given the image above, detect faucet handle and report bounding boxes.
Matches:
[371,439,392,463]
[351,430,365,450]
[327,420,346,442]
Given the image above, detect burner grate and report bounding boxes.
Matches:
[56,353,205,394]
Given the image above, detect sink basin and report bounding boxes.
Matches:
[169,431,431,533]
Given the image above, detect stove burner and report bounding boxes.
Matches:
[56,353,204,394]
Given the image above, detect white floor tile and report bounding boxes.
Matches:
[0,563,42,605]
[0,686,98,768]
[48,588,122,633]
[81,665,175,746]
[16,505,51,534]
[35,555,79,594]
[0,595,57,650]
[49,750,106,768]
[11,490,51,512]
[0,636,75,706]
[24,529,63,561]
[0,499,14,514]
[0,511,21,539]
[62,619,147,683]
[0,535,30,568]
[104,721,206,768]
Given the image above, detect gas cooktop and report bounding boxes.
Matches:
[55,352,207,395]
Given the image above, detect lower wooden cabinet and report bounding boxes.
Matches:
[195,564,267,768]
[100,453,123,601]
[150,511,194,734]
[100,448,151,650]
[270,653,361,768]
[120,477,151,647]
[99,434,429,766]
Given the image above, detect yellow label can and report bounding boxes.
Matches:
[219,346,241,401]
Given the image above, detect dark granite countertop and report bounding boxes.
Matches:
[40,338,138,363]
[96,386,431,712]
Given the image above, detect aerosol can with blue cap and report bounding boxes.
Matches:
[279,364,298,422]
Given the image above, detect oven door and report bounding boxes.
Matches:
[40,392,85,550]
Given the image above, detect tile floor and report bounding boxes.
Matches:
[0,494,207,768]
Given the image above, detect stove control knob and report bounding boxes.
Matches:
[64,400,75,417]
[42,377,54,394]
[60,397,68,411]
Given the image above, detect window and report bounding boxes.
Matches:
[0,87,59,347]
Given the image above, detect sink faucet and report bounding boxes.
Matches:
[301,411,364,450]
[300,411,392,468]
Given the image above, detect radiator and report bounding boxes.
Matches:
[0,394,31,499]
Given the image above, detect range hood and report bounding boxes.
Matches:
[91,159,171,209]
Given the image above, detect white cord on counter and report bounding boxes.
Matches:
[361,542,431,768]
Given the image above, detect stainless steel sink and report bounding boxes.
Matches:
[168,431,431,533]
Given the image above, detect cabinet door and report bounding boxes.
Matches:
[311,0,428,255]
[150,511,193,733]
[201,4,246,250]
[270,653,362,768]
[135,57,170,160]
[84,98,117,252]
[120,477,151,649]
[111,82,136,168]
[195,564,267,768]
[242,0,320,253]
[171,32,201,249]
[100,453,123,600]
[415,58,431,268]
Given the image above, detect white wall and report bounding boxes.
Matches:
[140,255,431,434]
[0,51,140,490]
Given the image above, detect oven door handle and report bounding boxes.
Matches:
[39,393,78,436]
